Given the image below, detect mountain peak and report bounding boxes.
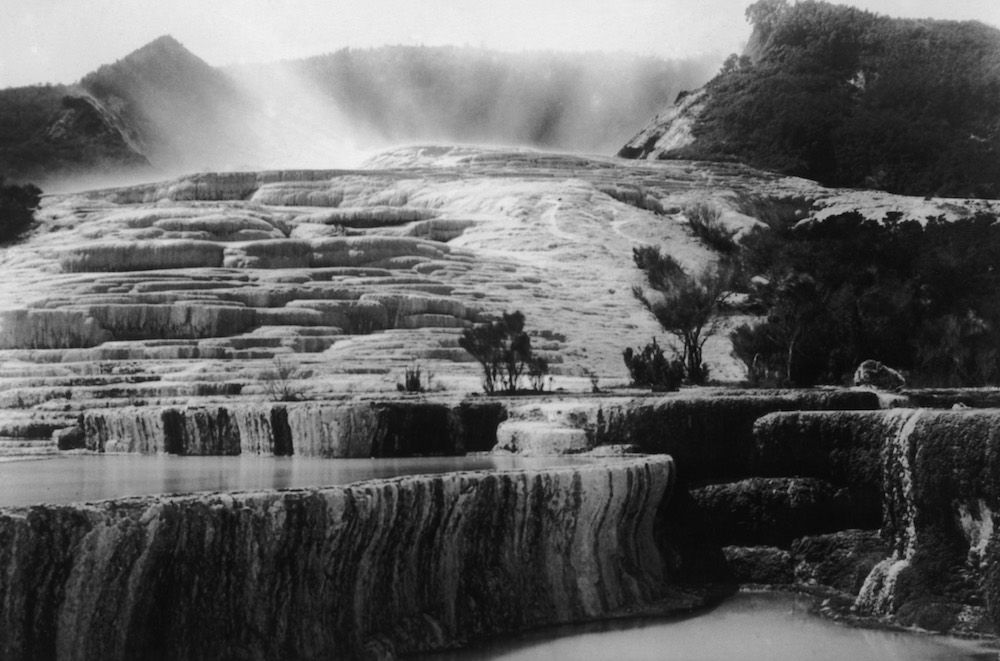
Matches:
[123,35,200,64]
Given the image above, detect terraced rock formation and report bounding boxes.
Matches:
[0,456,698,660]
[4,145,999,459]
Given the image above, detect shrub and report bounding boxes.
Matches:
[397,363,432,393]
[459,311,550,394]
[685,202,737,254]
[0,177,42,242]
[623,338,685,391]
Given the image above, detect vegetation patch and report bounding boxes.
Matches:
[732,211,1000,386]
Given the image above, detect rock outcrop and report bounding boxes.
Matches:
[617,89,706,160]
[0,457,690,660]
[751,407,1000,634]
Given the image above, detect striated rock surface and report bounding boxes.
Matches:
[0,457,690,660]
[84,399,514,457]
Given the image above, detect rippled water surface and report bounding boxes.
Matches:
[0,454,594,507]
[427,592,995,661]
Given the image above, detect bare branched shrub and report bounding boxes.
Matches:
[261,356,305,402]
[397,363,433,393]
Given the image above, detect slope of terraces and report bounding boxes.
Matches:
[1,146,997,456]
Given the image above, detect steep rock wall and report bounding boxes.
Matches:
[0,458,678,660]
[756,408,1000,633]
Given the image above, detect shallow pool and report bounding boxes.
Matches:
[0,454,594,507]
[423,592,995,661]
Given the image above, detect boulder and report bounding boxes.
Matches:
[791,529,889,595]
[853,359,905,391]
[722,546,794,584]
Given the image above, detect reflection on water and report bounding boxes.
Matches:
[424,592,996,661]
[0,455,594,507]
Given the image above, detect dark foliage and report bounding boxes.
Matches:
[682,0,1000,198]
[623,339,685,391]
[632,246,731,384]
[732,211,1000,386]
[0,177,42,242]
[459,311,549,394]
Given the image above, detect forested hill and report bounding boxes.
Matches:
[620,0,1000,199]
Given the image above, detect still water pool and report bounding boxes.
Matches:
[0,454,593,507]
[425,592,995,661]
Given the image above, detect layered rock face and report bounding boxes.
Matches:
[0,457,681,660]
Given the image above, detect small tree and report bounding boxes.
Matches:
[632,246,731,384]
[527,356,549,392]
[459,311,549,394]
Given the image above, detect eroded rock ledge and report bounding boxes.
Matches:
[0,457,694,660]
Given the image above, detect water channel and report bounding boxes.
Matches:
[424,591,995,661]
[0,454,593,507]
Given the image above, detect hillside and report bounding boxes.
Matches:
[619,0,1000,199]
[0,84,147,184]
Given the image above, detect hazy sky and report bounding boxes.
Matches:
[2,0,999,89]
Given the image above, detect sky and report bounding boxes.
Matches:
[2,0,999,89]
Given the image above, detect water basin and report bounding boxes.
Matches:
[0,454,594,507]
[424,592,995,661]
